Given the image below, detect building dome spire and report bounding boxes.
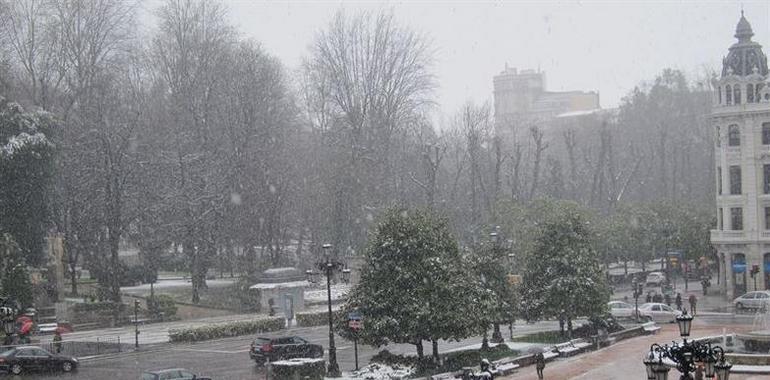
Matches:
[735,10,754,42]
[721,12,768,77]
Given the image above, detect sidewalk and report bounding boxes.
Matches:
[499,322,759,380]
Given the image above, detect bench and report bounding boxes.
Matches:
[554,342,581,357]
[553,339,592,357]
[429,373,455,380]
[642,321,661,335]
[543,350,559,360]
[570,339,593,350]
[493,362,520,376]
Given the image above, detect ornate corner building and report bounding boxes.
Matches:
[711,12,770,299]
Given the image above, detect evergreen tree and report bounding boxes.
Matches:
[0,234,33,308]
[0,99,57,266]
[520,204,611,337]
[338,208,478,360]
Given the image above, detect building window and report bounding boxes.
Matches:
[718,86,722,104]
[726,85,732,104]
[763,123,770,145]
[717,207,725,231]
[748,84,755,103]
[765,165,770,194]
[765,207,770,230]
[716,126,721,147]
[731,207,743,230]
[758,83,765,101]
[729,125,740,146]
[735,85,741,104]
[718,166,722,194]
[730,165,741,195]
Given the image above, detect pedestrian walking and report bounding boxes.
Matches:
[689,294,698,315]
[535,352,545,380]
[646,292,652,303]
[53,330,62,354]
[675,292,683,311]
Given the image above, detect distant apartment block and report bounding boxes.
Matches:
[493,66,601,132]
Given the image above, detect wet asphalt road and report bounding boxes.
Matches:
[10,321,561,380]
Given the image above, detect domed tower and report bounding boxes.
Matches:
[711,12,770,299]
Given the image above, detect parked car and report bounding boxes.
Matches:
[607,301,640,319]
[645,272,666,287]
[250,336,324,365]
[733,291,770,312]
[637,303,682,323]
[0,346,78,375]
[142,368,212,380]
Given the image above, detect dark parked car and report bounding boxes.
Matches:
[249,336,323,365]
[0,346,78,375]
[142,368,212,380]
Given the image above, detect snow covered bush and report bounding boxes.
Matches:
[169,317,285,342]
[269,358,325,379]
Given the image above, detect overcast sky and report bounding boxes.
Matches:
[145,1,770,116]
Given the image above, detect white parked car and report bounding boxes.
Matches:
[733,291,770,312]
[645,272,666,287]
[637,303,682,323]
[607,301,639,319]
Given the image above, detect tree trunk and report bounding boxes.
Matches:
[432,340,440,364]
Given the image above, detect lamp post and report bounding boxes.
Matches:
[306,244,350,378]
[134,299,140,349]
[643,310,731,380]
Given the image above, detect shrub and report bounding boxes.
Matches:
[296,310,345,327]
[372,345,518,377]
[147,295,177,319]
[168,317,285,342]
[269,358,326,380]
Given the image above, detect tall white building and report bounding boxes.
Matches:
[711,12,770,299]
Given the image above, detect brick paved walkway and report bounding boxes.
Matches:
[500,322,763,380]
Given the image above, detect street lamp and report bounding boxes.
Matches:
[643,311,731,379]
[306,244,349,377]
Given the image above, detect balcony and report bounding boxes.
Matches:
[710,230,746,241]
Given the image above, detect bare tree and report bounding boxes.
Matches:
[304,9,435,254]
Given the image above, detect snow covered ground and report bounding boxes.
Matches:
[305,283,351,303]
[331,363,414,380]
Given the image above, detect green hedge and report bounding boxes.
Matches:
[148,295,178,319]
[269,358,326,380]
[372,345,518,377]
[169,317,285,342]
[296,310,344,327]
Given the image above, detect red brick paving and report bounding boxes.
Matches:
[499,322,762,380]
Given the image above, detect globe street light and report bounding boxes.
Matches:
[643,310,731,380]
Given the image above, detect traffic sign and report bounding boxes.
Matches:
[348,319,364,330]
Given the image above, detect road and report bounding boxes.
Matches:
[18,320,558,380]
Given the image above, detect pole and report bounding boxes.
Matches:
[134,300,139,349]
[326,263,340,377]
[354,337,359,371]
